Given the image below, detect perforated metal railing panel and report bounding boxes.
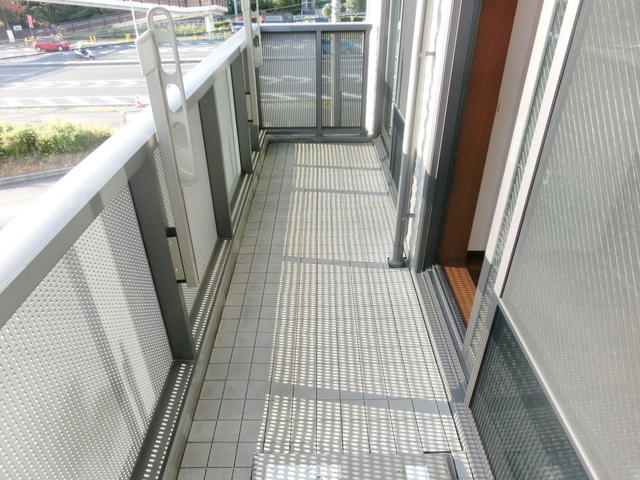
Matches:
[321,31,365,128]
[0,186,173,480]
[260,32,317,128]
[471,310,588,479]
[260,30,366,131]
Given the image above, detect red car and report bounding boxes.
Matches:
[34,36,70,52]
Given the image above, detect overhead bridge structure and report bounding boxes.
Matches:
[29,0,227,17]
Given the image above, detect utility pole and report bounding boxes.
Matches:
[331,0,340,21]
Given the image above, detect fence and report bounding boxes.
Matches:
[259,23,370,134]
[0,26,253,480]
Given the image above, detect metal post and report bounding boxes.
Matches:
[316,30,323,133]
[231,55,254,173]
[389,0,428,267]
[199,87,234,239]
[240,0,263,140]
[130,0,140,38]
[128,158,195,360]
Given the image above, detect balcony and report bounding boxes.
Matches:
[0,15,485,480]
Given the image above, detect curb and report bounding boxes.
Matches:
[0,167,74,186]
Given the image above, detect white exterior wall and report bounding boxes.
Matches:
[405,0,458,266]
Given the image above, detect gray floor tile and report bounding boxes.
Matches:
[213,420,241,443]
[179,144,472,478]
[182,443,212,468]
[188,421,217,443]
[235,443,257,468]
[178,468,206,480]
[208,443,237,467]
[227,363,251,380]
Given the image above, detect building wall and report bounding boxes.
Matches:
[401,0,640,478]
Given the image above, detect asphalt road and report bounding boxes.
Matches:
[0,41,220,111]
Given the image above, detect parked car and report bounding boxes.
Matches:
[34,36,70,52]
[232,21,244,33]
[321,37,358,54]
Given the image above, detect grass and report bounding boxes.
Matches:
[0,152,88,178]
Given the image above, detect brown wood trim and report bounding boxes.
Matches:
[443,265,477,326]
[438,0,519,264]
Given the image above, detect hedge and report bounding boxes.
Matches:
[0,121,113,164]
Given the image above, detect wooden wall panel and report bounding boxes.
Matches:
[439,0,519,264]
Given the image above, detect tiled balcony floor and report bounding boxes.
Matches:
[178,142,466,480]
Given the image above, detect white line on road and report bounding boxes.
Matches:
[3,98,22,106]
[67,97,91,105]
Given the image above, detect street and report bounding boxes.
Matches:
[0,41,220,110]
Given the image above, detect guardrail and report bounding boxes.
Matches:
[0,19,372,480]
[259,23,371,134]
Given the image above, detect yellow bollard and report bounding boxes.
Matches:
[193,33,198,41]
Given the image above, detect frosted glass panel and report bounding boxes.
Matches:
[466,0,568,367]
[502,1,640,478]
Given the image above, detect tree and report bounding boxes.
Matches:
[0,0,26,29]
[344,0,364,14]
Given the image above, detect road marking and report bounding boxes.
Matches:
[67,97,91,105]
[97,96,127,105]
[0,96,149,107]
[3,98,22,106]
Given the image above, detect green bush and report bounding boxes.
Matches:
[0,121,112,160]
[2,124,38,157]
[67,7,96,21]
[174,23,206,36]
[214,20,232,30]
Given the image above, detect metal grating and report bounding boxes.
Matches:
[260,32,317,128]
[153,146,175,226]
[180,105,219,315]
[0,186,173,480]
[321,31,365,128]
[471,310,588,480]
[501,1,640,477]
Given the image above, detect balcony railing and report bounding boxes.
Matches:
[260,24,370,134]
[0,20,370,480]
